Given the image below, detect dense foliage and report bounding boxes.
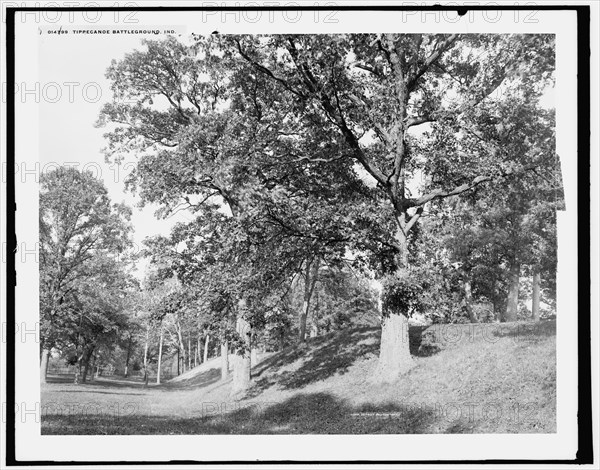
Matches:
[41,33,560,386]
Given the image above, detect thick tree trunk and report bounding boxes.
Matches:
[156,326,164,385]
[251,347,258,366]
[395,225,409,269]
[231,312,251,396]
[203,335,210,363]
[220,341,229,381]
[372,310,415,383]
[373,221,415,383]
[299,257,320,343]
[464,279,478,323]
[532,269,541,321]
[504,259,520,322]
[82,361,90,384]
[40,348,50,384]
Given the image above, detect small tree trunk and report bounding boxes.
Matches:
[90,352,98,381]
[124,334,132,377]
[312,289,320,337]
[532,269,541,321]
[40,348,50,384]
[176,322,186,372]
[220,340,229,381]
[279,333,285,351]
[231,310,251,396]
[195,336,200,367]
[94,355,100,379]
[299,257,320,343]
[299,312,308,343]
[156,325,164,385]
[188,335,192,371]
[77,352,83,380]
[504,259,520,322]
[203,335,210,363]
[81,348,94,384]
[177,347,180,375]
[464,279,478,323]
[143,325,150,384]
[75,351,84,384]
[250,330,258,367]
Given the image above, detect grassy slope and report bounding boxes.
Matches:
[41,320,555,434]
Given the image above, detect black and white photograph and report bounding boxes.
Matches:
[2,2,597,466]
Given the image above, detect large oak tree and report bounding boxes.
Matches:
[99,34,556,386]
[230,33,555,381]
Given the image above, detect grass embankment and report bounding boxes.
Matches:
[41,320,556,434]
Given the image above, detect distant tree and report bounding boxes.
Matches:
[62,255,137,383]
[39,167,132,383]
[289,263,379,337]
[417,99,561,323]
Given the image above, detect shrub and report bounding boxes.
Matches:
[381,270,425,316]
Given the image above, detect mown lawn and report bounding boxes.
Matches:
[41,320,556,434]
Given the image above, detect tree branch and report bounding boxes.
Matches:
[346,92,390,143]
[235,39,305,99]
[404,206,424,233]
[352,62,383,77]
[407,164,539,208]
[406,34,459,92]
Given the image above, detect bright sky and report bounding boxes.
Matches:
[38,32,198,278]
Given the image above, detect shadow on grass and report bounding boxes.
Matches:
[490,320,556,341]
[247,325,434,398]
[41,391,439,435]
[247,328,377,397]
[45,375,77,384]
[47,368,223,394]
[159,368,221,391]
[53,390,146,396]
[45,375,151,389]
